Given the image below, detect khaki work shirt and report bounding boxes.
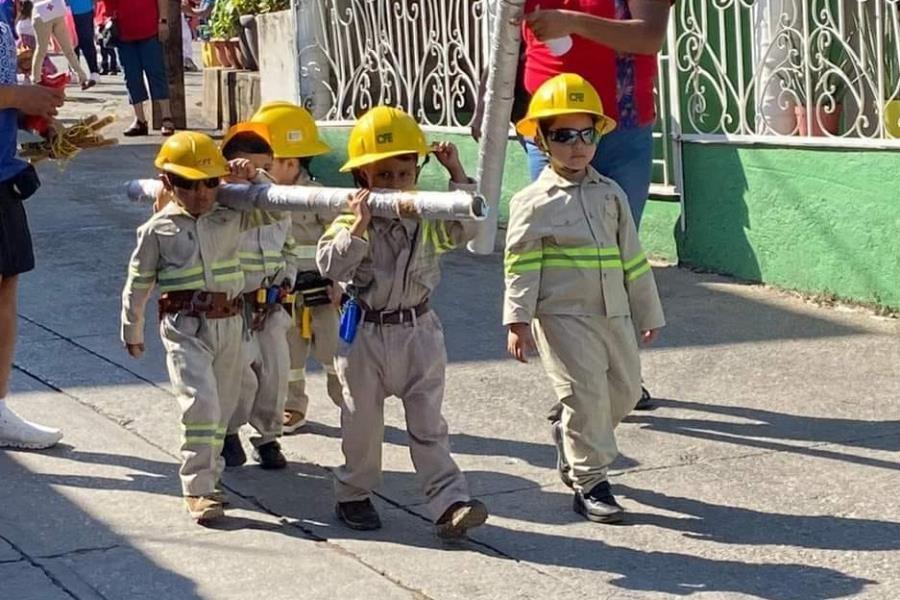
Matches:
[316,180,479,312]
[503,166,665,332]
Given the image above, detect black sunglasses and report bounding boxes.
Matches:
[546,127,601,146]
[170,175,220,190]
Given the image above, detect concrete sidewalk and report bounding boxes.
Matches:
[1,71,899,600]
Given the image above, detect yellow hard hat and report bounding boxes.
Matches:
[250,101,330,158]
[221,122,274,151]
[515,73,616,138]
[340,106,429,172]
[154,131,230,180]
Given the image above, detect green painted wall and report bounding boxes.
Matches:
[677,143,900,310]
[313,128,680,261]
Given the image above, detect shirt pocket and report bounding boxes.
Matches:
[155,222,196,267]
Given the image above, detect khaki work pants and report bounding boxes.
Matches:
[160,313,243,497]
[532,314,641,494]
[284,304,342,415]
[333,311,469,520]
[32,16,87,83]
[229,307,292,447]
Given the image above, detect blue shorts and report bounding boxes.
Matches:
[522,123,655,228]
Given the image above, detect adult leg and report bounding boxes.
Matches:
[49,17,89,84]
[73,11,99,75]
[591,124,654,228]
[139,38,175,133]
[30,18,53,82]
[117,41,151,133]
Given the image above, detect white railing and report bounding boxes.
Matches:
[294,0,492,129]
[674,0,900,142]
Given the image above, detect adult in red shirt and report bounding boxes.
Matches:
[106,0,175,136]
[522,0,672,226]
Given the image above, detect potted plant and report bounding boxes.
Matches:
[778,33,847,137]
[209,0,242,68]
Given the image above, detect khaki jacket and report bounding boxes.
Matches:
[316,180,478,311]
[503,166,665,332]
[122,202,275,345]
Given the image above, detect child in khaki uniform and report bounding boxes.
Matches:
[219,122,300,470]
[504,74,665,523]
[247,102,343,434]
[122,132,329,523]
[317,106,488,538]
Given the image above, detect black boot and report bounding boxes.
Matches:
[221,434,246,467]
[253,440,287,470]
[435,499,489,539]
[336,499,382,531]
[574,481,624,524]
[634,386,654,410]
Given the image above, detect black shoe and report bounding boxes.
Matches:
[435,499,489,539]
[336,499,382,531]
[634,386,654,411]
[221,434,246,467]
[110,68,120,75]
[551,419,574,489]
[252,440,287,470]
[574,481,624,524]
[99,67,110,75]
[123,120,148,137]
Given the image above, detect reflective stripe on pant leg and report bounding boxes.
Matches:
[532,314,617,494]
[160,315,222,497]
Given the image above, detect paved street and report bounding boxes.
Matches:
[1,73,899,600]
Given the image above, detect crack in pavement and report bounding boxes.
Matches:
[0,532,88,600]
[36,544,122,561]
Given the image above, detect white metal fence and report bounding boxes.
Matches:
[294,0,492,129]
[673,0,900,143]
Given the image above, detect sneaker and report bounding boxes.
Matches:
[221,433,246,467]
[282,410,306,434]
[435,499,488,539]
[634,386,654,411]
[573,481,624,524]
[252,440,287,470]
[550,419,574,489]
[183,57,199,72]
[80,77,97,90]
[326,372,344,406]
[0,403,63,449]
[336,499,382,531]
[184,496,225,523]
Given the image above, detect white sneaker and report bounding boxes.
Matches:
[0,402,63,449]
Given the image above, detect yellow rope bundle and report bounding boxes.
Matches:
[20,115,118,165]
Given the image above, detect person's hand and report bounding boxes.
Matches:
[348,188,371,237]
[158,20,170,43]
[226,158,256,182]
[125,343,145,358]
[11,85,65,119]
[431,142,467,183]
[640,329,660,346]
[507,322,537,363]
[525,9,580,41]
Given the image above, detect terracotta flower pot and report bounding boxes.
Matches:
[212,39,233,68]
[794,105,842,137]
[225,39,243,69]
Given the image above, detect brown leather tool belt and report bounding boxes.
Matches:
[158,291,243,320]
